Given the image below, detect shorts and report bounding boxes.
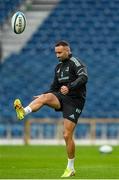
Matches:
[52,92,85,124]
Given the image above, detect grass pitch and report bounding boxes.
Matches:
[0,145,119,179]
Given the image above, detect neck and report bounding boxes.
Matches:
[62,54,72,62]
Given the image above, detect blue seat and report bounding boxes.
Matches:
[0,124,7,137]
[43,124,56,139]
[107,124,119,139]
[75,124,89,138]
[0,0,119,121]
[96,124,107,138]
[11,124,24,137]
[0,0,23,25]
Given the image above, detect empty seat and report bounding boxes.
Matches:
[0,0,119,120]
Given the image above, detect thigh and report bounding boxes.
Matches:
[45,93,61,110]
[62,97,83,124]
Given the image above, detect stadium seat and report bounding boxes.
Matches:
[0,0,119,139]
[0,0,23,24]
[11,123,24,138]
[0,124,7,137]
[75,124,90,138]
[106,123,119,139]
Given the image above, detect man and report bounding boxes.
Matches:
[14,40,88,177]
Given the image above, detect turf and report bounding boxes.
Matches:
[0,145,119,179]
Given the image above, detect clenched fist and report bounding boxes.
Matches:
[60,86,69,95]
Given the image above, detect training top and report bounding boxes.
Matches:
[47,55,88,100]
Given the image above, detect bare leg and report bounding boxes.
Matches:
[63,119,76,159]
[28,93,61,112]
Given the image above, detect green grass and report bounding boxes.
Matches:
[0,145,119,179]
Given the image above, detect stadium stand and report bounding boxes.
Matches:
[0,0,23,25]
[0,0,119,140]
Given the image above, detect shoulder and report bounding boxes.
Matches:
[55,62,62,71]
[57,62,62,68]
[70,56,84,67]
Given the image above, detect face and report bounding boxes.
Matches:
[55,45,70,61]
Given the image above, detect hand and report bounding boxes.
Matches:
[60,86,69,95]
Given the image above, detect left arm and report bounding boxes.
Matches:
[67,63,88,90]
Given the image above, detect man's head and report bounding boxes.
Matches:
[55,41,71,61]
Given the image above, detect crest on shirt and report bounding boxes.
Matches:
[65,66,69,72]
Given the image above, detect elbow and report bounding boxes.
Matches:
[82,75,88,84]
[85,75,88,83]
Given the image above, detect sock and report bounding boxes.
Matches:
[24,106,32,115]
[67,158,75,170]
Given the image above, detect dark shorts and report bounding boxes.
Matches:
[52,92,85,124]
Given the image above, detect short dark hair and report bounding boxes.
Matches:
[55,40,70,47]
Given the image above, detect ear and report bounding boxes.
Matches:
[65,46,71,54]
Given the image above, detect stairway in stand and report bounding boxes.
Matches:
[1,0,59,60]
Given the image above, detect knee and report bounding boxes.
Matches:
[63,131,71,141]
